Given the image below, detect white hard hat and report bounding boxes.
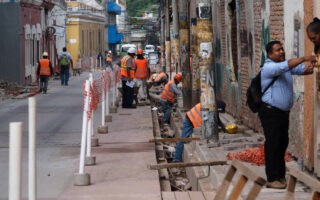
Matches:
[108,50,112,53]
[128,47,136,54]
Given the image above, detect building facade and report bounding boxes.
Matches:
[66,0,105,70]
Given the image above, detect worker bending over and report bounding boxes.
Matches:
[160,74,182,124]
[154,72,168,86]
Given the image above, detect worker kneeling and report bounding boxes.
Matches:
[173,101,226,162]
[160,74,183,124]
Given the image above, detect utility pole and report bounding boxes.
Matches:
[165,0,171,78]
[160,0,166,72]
[172,0,181,73]
[196,0,219,145]
[190,0,200,106]
[179,0,192,109]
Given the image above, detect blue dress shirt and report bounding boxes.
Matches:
[261,58,305,111]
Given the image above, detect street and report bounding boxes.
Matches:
[0,73,93,199]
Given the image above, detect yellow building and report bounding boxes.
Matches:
[66,0,105,66]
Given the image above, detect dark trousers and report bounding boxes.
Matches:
[122,80,134,107]
[39,75,49,92]
[258,103,289,182]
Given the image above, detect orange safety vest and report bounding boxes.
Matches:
[39,59,51,76]
[120,55,135,79]
[155,72,166,82]
[187,103,202,128]
[107,54,112,62]
[160,80,176,103]
[135,58,148,78]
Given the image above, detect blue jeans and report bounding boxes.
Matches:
[174,116,194,162]
[161,100,172,124]
[60,65,69,85]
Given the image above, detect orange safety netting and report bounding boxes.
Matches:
[226,145,292,166]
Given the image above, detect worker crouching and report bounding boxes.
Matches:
[160,74,182,124]
[37,52,53,94]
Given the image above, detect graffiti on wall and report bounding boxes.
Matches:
[200,65,215,110]
[260,19,270,65]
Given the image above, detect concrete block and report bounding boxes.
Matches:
[98,125,108,134]
[138,102,145,106]
[105,115,112,122]
[85,156,96,166]
[73,173,90,186]
[91,137,99,147]
[110,106,118,113]
[223,144,245,151]
[244,129,255,136]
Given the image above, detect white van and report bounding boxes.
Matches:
[144,45,155,56]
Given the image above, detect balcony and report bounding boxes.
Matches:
[107,2,121,15]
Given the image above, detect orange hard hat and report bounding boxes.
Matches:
[137,49,143,54]
[174,74,182,82]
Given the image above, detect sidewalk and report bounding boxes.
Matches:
[58,105,161,200]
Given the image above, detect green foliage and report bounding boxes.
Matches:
[127,0,159,17]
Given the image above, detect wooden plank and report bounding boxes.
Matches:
[245,182,264,200]
[149,137,201,143]
[203,192,216,200]
[214,165,237,200]
[286,175,297,196]
[228,175,248,200]
[188,191,206,200]
[162,192,176,200]
[231,160,266,185]
[148,160,228,170]
[288,167,320,192]
[311,191,320,200]
[174,192,191,200]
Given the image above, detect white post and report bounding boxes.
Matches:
[106,86,109,115]
[9,122,23,200]
[89,73,94,137]
[112,76,116,107]
[99,57,102,70]
[79,80,90,174]
[87,116,92,157]
[102,71,106,126]
[28,97,37,200]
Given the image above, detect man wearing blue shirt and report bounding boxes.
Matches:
[259,41,316,189]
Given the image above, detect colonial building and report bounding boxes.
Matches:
[0,0,65,85]
[66,0,105,70]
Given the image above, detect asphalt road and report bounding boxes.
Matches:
[0,72,109,199]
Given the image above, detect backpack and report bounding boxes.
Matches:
[246,71,278,113]
[60,54,69,66]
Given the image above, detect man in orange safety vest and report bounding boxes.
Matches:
[120,47,136,108]
[160,74,182,124]
[37,52,53,94]
[135,49,150,101]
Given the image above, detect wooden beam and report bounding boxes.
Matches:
[149,137,201,143]
[288,167,320,192]
[148,160,228,170]
[231,160,266,185]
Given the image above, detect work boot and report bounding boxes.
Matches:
[266,181,286,189]
[280,178,287,185]
[39,88,42,93]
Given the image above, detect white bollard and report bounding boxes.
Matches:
[9,122,23,200]
[79,80,89,174]
[99,57,102,70]
[112,79,116,107]
[28,97,37,200]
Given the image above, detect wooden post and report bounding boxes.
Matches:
[179,0,192,109]
[196,0,219,144]
[172,0,181,73]
[165,0,171,78]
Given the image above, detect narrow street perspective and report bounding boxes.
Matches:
[2,0,320,200]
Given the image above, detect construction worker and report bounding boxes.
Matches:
[58,47,73,86]
[135,49,150,101]
[154,72,168,86]
[37,52,53,94]
[160,74,182,124]
[173,101,227,162]
[106,50,113,70]
[120,47,136,108]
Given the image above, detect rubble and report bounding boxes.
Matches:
[0,79,38,102]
